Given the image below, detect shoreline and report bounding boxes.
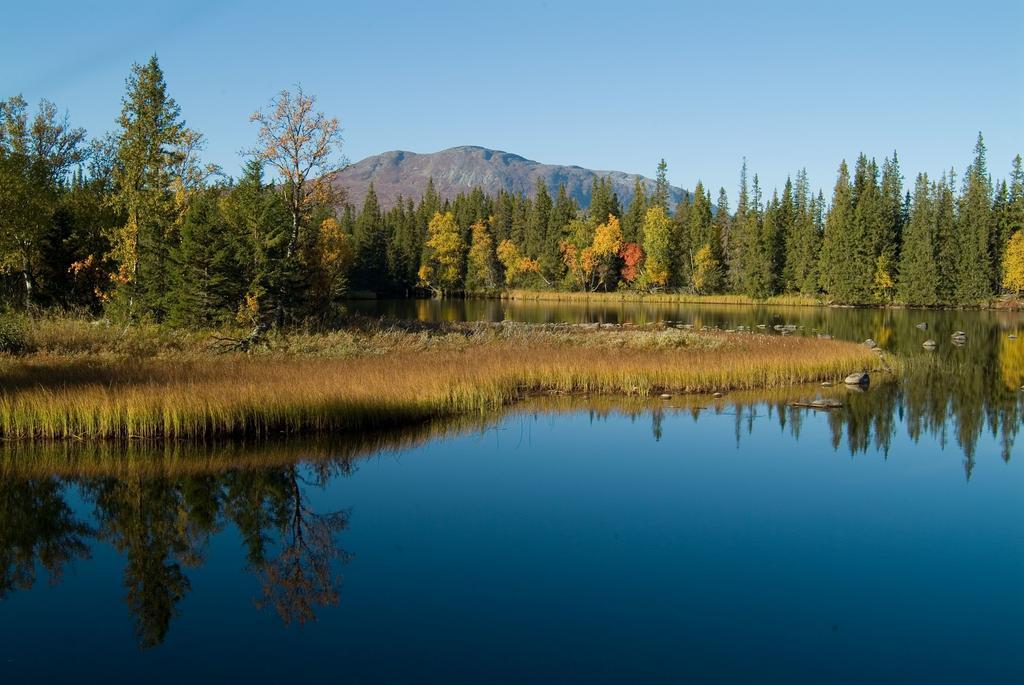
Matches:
[403,289,1021,311]
[0,320,884,442]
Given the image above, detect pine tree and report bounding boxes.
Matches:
[417,178,442,231]
[995,155,1024,283]
[880,153,904,276]
[851,154,884,302]
[671,193,692,287]
[492,189,515,244]
[934,173,959,303]
[543,184,576,283]
[622,177,648,244]
[774,178,796,291]
[784,169,819,294]
[748,189,776,298]
[897,173,939,305]
[510,193,530,250]
[167,187,242,327]
[714,188,734,290]
[686,182,713,289]
[820,160,869,302]
[734,167,770,298]
[351,183,389,293]
[955,133,994,303]
[220,159,290,326]
[729,161,752,292]
[652,158,670,212]
[109,55,185,320]
[1008,155,1024,237]
[525,178,552,261]
[588,176,620,225]
[386,198,421,292]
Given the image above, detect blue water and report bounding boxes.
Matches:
[1,304,1022,682]
[1,401,1021,683]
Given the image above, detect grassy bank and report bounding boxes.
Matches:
[496,289,1022,310]
[0,386,862,478]
[499,290,823,307]
[0,318,881,441]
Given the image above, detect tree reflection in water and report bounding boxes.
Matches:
[249,465,352,625]
[0,476,92,599]
[0,461,352,649]
[0,308,1020,647]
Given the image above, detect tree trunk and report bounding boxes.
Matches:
[21,256,32,310]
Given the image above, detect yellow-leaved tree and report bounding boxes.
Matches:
[311,217,354,306]
[497,239,541,287]
[418,212,464,294]
[692,244,722,294]
[559,218,597,291]
[641,206,672,289]
[1002,231,1024,295]
[873,254,896,303]
[590,215,623,290]
[466,220,497,291]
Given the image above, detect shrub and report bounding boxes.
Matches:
[0,314,28,355]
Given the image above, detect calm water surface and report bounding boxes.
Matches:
[1,302,1022,682]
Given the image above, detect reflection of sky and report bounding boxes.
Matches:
[2,404,1020,681]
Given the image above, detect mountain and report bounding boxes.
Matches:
[327,145,688,210]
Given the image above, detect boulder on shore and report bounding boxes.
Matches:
[844,371,870,386]
[864,339,877,348]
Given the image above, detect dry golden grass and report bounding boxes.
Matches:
[0,321,882,441]
[0,384,867,479]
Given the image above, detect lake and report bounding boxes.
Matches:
[1,301,1022,683]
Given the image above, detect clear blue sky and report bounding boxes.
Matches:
[3,0,1021,197]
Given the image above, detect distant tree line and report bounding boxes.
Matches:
[2,56,1023,331]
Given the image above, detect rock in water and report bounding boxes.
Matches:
[811,398,843,409]
[844,371,870,386]
[660,393,671,400]
[923,339,937,350]
[915,322,928,330]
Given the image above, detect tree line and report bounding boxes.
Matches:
[2,55,1023,332]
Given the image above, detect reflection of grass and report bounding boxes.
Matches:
[0,322,880,440]
[0,415,493,478]
[501,289,822,307]
[0,384,883,478]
